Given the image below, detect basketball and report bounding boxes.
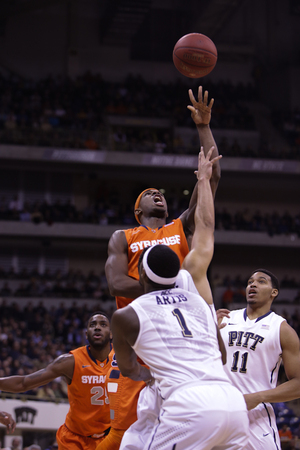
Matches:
[172,33,218,78]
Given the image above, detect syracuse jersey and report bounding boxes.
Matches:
[64,345,114,437]
[116,218,189,309]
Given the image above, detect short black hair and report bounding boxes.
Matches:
[250,269,280,291]
[86,311,110,328]
[138,245,180,287]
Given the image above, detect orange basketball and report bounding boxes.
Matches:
[173,33,218,78]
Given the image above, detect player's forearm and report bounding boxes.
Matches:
[108,275,144,299]
[121,362,152,383]
[197,124,217,154]
[196,124,221,195]
[196,176,215,230]
[0,376,29,393]
[261,379,300,403]
[245,379,300,410]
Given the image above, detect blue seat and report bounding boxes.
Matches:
[277,416,289,428]
[273,402,286,414]
[278,408,295,419]
[290,416,300,428]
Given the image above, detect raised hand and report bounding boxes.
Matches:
[187,86,214,126]
[216,308,231,329]
[194,146,222,181]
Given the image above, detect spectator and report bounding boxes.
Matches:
[279,423,293,442]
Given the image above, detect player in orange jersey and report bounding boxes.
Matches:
[0,312,113,450]
[98,86,221,450]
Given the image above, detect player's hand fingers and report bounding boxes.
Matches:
[216,308,231,318]
[211,155,222,165]
[205,146,215,159]
[188,89,197,106]
[208,98,214,109]
[187,105,196,113]
[198,85,203,102]
[203,90,209,106]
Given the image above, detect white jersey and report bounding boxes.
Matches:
[176,268,217,322]
[220,308,285,394]
[175,268,199,293]
[130,284,230,399]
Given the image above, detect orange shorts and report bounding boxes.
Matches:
[56,424,109,450]
[95,428,125,450]
[106,367,145,431]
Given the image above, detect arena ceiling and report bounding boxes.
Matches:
[0,0,252,62]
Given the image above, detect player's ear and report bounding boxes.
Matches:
[271,288,278,299]
[138,265,147,286]
[135,208,142,218]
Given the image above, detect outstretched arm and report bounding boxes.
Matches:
[182,146,222,304]
[105,230,144,299]
[188,86,221,198]
[0,353,74,393]
[244,321,300,410]
[180,86,221,239]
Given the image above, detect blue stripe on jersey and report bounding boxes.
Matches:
[242,309,273,322]
[108,369,120,379]
[263,403,280,450]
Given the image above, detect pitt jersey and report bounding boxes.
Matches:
[130,286,230,399]
[65,345,114,437]
[116,218,189,309]
[220,309,285,394]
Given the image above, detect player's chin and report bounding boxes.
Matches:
[153,206,167,216]
[91,338,104,347]
[247,298,256,304]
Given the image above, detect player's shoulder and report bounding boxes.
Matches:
[223,308,245,324]
[267,310,286,325]
[70,346,86,357]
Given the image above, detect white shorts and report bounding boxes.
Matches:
[120,383,161,450]
[246,403,280,450]
[121,382,249,450]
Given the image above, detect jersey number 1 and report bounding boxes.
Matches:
[172,309,193,338]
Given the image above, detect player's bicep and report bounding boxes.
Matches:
[105,231,129,280]
[182,250,213,304]
[281,321,300,380]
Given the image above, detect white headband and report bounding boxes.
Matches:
[142,246,178,285]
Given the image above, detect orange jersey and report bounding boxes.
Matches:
[106,359,145,431]
[116,218,189,309]
[65,345,114,437]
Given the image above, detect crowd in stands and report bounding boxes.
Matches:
[272,107,300,157]
[1,193,300,238]
[215,208,300,237]
[0,267,114,303]
[1,72,298,159]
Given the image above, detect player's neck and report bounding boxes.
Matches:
[89,343,111,363]
[246,304,271,320]
[141,217,166,229]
